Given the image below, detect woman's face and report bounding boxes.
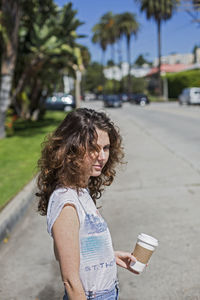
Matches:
[85,128,110,179]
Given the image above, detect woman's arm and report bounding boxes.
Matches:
[115,251,139,275]
[52,204,87,300]
[53,240,59,261]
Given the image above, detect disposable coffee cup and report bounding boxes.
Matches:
[130,233,158,273]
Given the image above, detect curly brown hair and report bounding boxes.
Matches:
[36,108,124,215]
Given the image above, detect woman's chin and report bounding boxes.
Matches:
[91,170,102,177]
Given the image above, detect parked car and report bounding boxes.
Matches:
[129,93,150,106]
[120,93,129,102]
[96,94,104,101]
[84,93,96,101]
[178,87,200,105]
[45,93,75,111]
[103,95,122,108]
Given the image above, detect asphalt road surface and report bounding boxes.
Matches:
[0,101,200,300]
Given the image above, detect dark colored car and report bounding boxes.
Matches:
[119,93,129,102]
[45,93,75,111]
[103,95,122,108]
[129,93,150,106]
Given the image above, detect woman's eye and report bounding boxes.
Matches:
[104,145,110,151]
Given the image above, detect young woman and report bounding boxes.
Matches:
[36,108,138,300]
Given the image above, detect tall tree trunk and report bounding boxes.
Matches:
[29,78,43,121]
[0,75,12,138]
[111,44,115,93]
[11,57,44,115]
[0,0,21,138]
[0,111,6,138]
[127,36,131,94]
[101,50,105,68]
[157,18,162,96]
[30,78,41,113]
[117,39,123,93]
[75,70,81,108]
[101,50,105,93]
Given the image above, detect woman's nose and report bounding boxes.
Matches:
[98,149,106,160]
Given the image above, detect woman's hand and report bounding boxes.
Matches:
[114,251,140,275]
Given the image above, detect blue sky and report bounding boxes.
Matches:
[55,0,200,64]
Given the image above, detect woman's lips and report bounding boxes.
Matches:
[93,165,102,170]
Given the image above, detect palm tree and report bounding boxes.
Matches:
[92,12,118,82]
[116,12,140,93]
[92,12,119,69]
[183,0,200,22]
[92,23,108,67]
[92,15,114,90]
[13,2,85,115]
[92,23,108,91]
[135,0,180,95]
[101,12,117,66]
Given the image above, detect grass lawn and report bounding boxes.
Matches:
[0,111,66,211]
[149,96,177,102]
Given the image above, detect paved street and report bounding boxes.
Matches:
[0,101,200,300]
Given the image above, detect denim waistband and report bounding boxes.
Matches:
[85,280,119,299]
[63,280,119,300]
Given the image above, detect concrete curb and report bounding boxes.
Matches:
[0,177,37,242]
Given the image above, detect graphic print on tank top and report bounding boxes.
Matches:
[80,209,115,270]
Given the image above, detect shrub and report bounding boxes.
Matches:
[165,69,200,98]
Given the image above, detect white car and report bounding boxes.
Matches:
[84,93,96,101]
[178,87,200,105]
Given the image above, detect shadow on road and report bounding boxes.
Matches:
[36,284,61,300]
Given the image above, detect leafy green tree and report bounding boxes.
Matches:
[135,0,180,95]
[0,0,57,135]
[13,0,58,117]
[132,76,147,93]
[107,60,115,67]
[104,79,121,94]
[122,75,147,93]
[14,2,84,116]
[166,69,200,98]
[0,1,87,136]
[80,45,91,69]
[84,62,105,93]
[134,54,151,66]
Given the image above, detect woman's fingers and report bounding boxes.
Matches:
[130,269,140,275]
[128,253,137,263]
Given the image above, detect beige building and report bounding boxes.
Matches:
[103,62,150,80]
[153,48,200,66]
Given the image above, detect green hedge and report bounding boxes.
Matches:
[165,69,200,98]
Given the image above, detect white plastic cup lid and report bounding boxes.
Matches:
[138,233,159,247]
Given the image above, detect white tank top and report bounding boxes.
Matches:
[47,187,117,292]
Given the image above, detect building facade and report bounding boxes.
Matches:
[153,48,200,66]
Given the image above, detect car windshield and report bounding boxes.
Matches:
[106,95,119,101]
